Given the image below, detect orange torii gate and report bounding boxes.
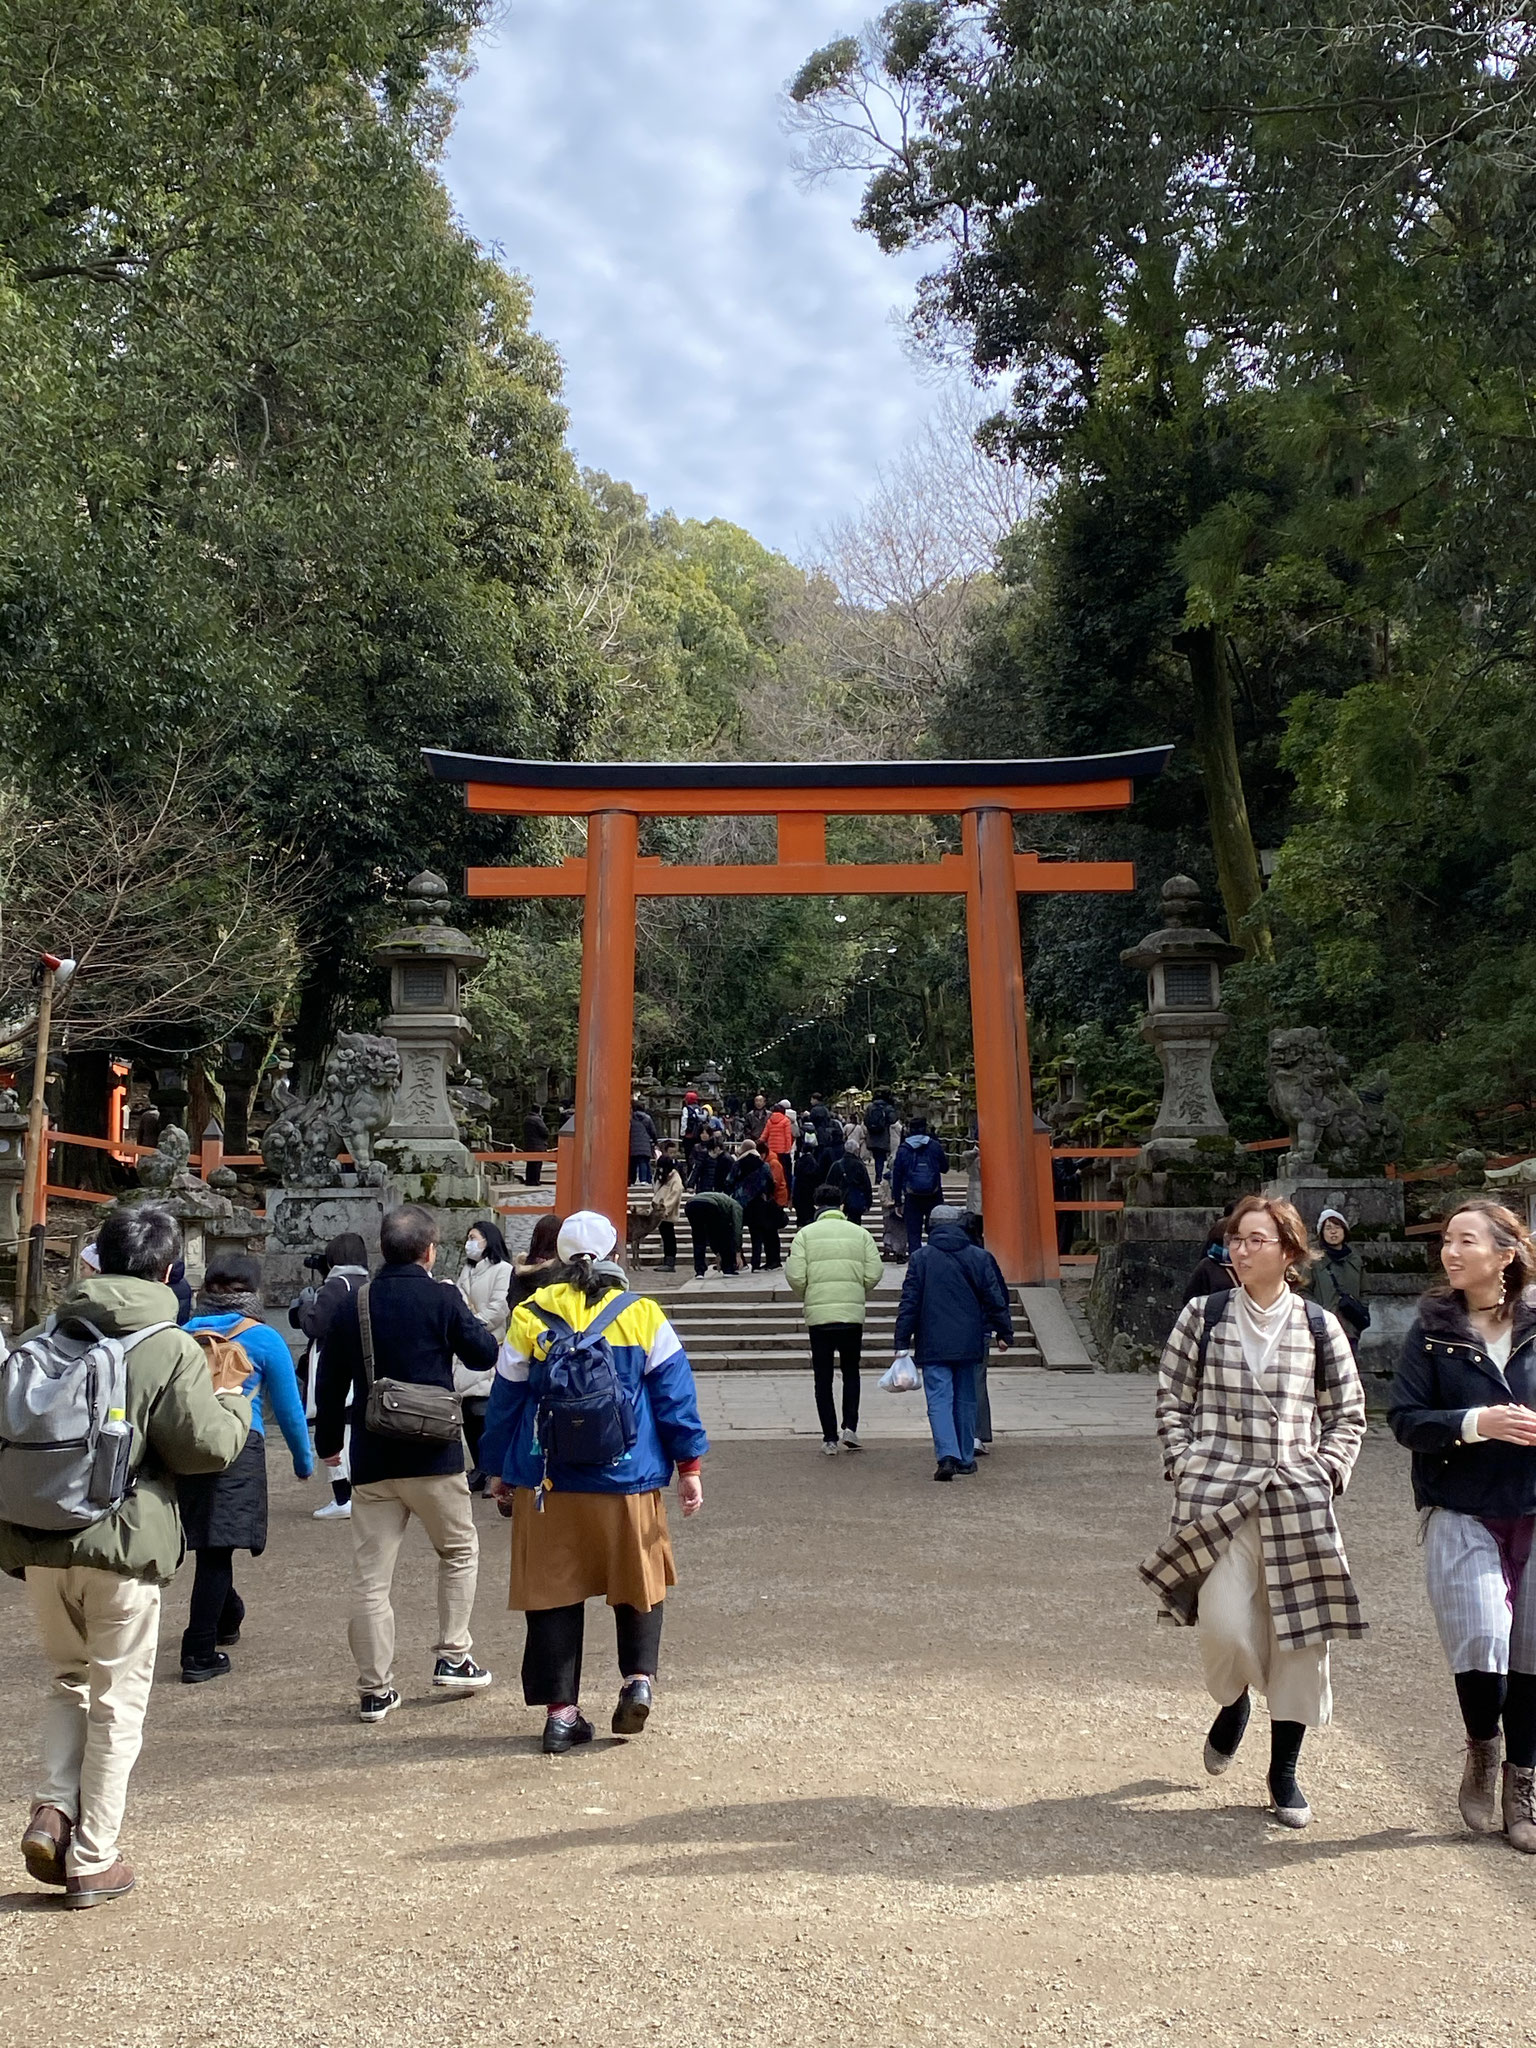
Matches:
[423,749,1171,1285]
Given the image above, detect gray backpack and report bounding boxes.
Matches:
[0,1316,174,1531]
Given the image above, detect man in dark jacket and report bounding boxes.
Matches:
[826,1148,873,1224]
[864,1091,895,1183]
[628,1098,658,1185]
[889,1117,950,1246]
[894,1206,1013,1480]
[734,1142,783,1270]
[522,1105,551,1186]
[315,1204,499,1721]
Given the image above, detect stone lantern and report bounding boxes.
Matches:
[1088,876,1258,1365]
[1120,875,1243,1165]
[372,871,488,1201]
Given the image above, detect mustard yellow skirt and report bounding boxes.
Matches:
[508,1486,676,1613]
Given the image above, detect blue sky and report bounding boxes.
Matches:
[442,2,938,557]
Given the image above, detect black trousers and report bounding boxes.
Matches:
[462,1395,488,1474]
[809,1323,863,1442]
[182,1547,243,1665]
[686,1203,738,1275]
[658,1220,677,1267]
[906,1192,942,1244]
[745,1198,781,1269]
[524,1159,544,1186]
[521,1600,665,1706]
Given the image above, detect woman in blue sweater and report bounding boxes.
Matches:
[179,1254,313,1682]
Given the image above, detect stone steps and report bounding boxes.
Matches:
[662,1274,1046,1371]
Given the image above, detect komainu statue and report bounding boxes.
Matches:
[1266,1027,1402,1178]
[261,1033,401,1187]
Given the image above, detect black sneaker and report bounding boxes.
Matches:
[359,1688,401,1723]
[612,1678,653,1736]
[181,1652,231,1685]
[432,1655,493,1691]
[953,1460,979,1476]
[542,1711,595,1755]
[933,1457,958,1482]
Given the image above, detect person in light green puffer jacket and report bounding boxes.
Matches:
[0,1204,251,1909]
[785,1186,885,1455]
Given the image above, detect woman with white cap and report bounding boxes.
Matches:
[1307,1208,1369,1355]
[479,1210,708,1754]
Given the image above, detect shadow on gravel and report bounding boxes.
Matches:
[0,1891,63,1915]
[413,1778,1463,1885]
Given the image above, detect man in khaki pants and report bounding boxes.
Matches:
[0,1205,251,1906]
[314,1205,499,1720]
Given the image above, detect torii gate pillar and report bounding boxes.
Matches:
[964,808,1055,1284]
[564,810,639,1227]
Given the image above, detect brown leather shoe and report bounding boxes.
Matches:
[1503,1764,1536,1853]
[64,1859,136,1909]
[1460,1735,1503,1833]
[20,1805,71,1887]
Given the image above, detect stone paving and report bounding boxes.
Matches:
[693,1366,1156,1439]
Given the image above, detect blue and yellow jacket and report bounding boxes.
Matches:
[480,1282,709,1495]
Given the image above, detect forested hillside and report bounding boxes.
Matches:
[6,0,1533,1160]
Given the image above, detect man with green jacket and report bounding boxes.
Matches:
[785,1185,885,1455]
[0,1204,252,1908]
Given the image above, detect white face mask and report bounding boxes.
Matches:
[464,1239,484,1264]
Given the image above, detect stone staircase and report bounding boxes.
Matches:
[664,1273,1046,1371]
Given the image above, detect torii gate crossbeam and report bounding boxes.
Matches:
[424,750,1172,1285]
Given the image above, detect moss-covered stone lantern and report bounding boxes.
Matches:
[373,871,488,1200]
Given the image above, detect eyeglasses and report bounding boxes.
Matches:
[1230,1233,1282,1253]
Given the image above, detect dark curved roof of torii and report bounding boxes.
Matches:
[422,747,1173,791]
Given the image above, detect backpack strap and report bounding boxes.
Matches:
[1192,1290,1229,1393]
[1192,1290,1331,1398]
[573,1291,637,1348]
[1302,1298,1331,1398]
[118,1320,176,1352]
[356,1281,375,1391]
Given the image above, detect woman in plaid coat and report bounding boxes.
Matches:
[1141,1193,1366,1827]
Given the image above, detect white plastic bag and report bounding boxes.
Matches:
[879,1350,920,1394]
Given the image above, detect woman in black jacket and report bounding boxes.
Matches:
[1389,1197,1536,1851]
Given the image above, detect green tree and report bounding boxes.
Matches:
[0,0,607,1061]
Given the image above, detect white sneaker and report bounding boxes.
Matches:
[841,1428,861,1451]
[974,1441,991,1456]
[313,1499,352,1520]
[820,1440,841,1456]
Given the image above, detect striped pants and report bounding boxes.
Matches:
[1423,1509,1536,1673]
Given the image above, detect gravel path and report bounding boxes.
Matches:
[0,1430,1529,2046]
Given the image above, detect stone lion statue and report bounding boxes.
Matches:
[1266,1027,1402,1178]
[138,1124,192,1190]
[261,1032,401,1187]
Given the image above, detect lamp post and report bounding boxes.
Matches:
[14,952,75,1329]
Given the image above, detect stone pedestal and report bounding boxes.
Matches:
[1266,1175,1405,1238]
[1089,1205,1224,1364]
[262,1184,392,1305]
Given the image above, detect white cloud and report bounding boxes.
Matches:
[441,1,940,556]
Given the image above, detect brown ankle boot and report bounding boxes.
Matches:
[20,1805,71,1886]
[1460,1735,1503,1833]
[1502,1763,1536,1852]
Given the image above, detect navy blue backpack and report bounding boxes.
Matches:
[904,1140,944,1194]
[530,1292,640,1487]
